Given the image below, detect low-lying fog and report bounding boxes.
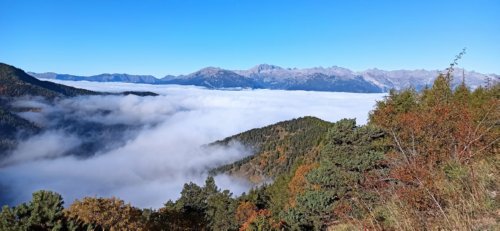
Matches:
[0,81,385,208]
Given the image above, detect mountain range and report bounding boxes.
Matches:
[30,64,499,93]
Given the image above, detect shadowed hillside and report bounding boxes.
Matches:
[0,63,98,98]
[0,63,157,158]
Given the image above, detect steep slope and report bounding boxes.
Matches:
[162,67,261,89]
[0,63,98,98]
[211,116,332,183]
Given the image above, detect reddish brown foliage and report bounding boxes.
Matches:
[370,78,499,219]
[288,163,318,207]
[236,201,258,225]
[239,209,284,231]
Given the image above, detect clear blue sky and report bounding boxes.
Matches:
[1,0,499,77]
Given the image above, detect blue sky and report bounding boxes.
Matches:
[0,0,498,77]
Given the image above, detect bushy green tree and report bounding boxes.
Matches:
[0,205,23,231]
[206,190,238,230]
[0,190,65,231]
[285,119,386,229]
[153,176,239,230]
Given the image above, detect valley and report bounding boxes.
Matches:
[0,63,384,209]
[1,62,497,230]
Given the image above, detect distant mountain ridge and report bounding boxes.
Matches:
[32,72,159,84]
[29,64,499,93]
[163,67,261,89]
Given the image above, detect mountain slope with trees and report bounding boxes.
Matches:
[0,63,98,157]
[0,63,158,158]
[211,116,332,184]
[0,63,98,98]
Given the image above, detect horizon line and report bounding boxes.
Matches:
[19,63,498,79]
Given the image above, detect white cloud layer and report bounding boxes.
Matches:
[0,81,385,208]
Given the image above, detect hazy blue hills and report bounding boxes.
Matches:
[30,64,499,93]
[32,72,159,84]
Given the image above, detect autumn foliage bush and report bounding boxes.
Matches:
[368,55,499,229]
[65,197,144,231]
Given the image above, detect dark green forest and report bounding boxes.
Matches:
[0,61,499,230]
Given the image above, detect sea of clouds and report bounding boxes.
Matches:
[0,81,385,208]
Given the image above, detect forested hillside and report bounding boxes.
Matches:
[1,62,498,230]
[211,116,332,183]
